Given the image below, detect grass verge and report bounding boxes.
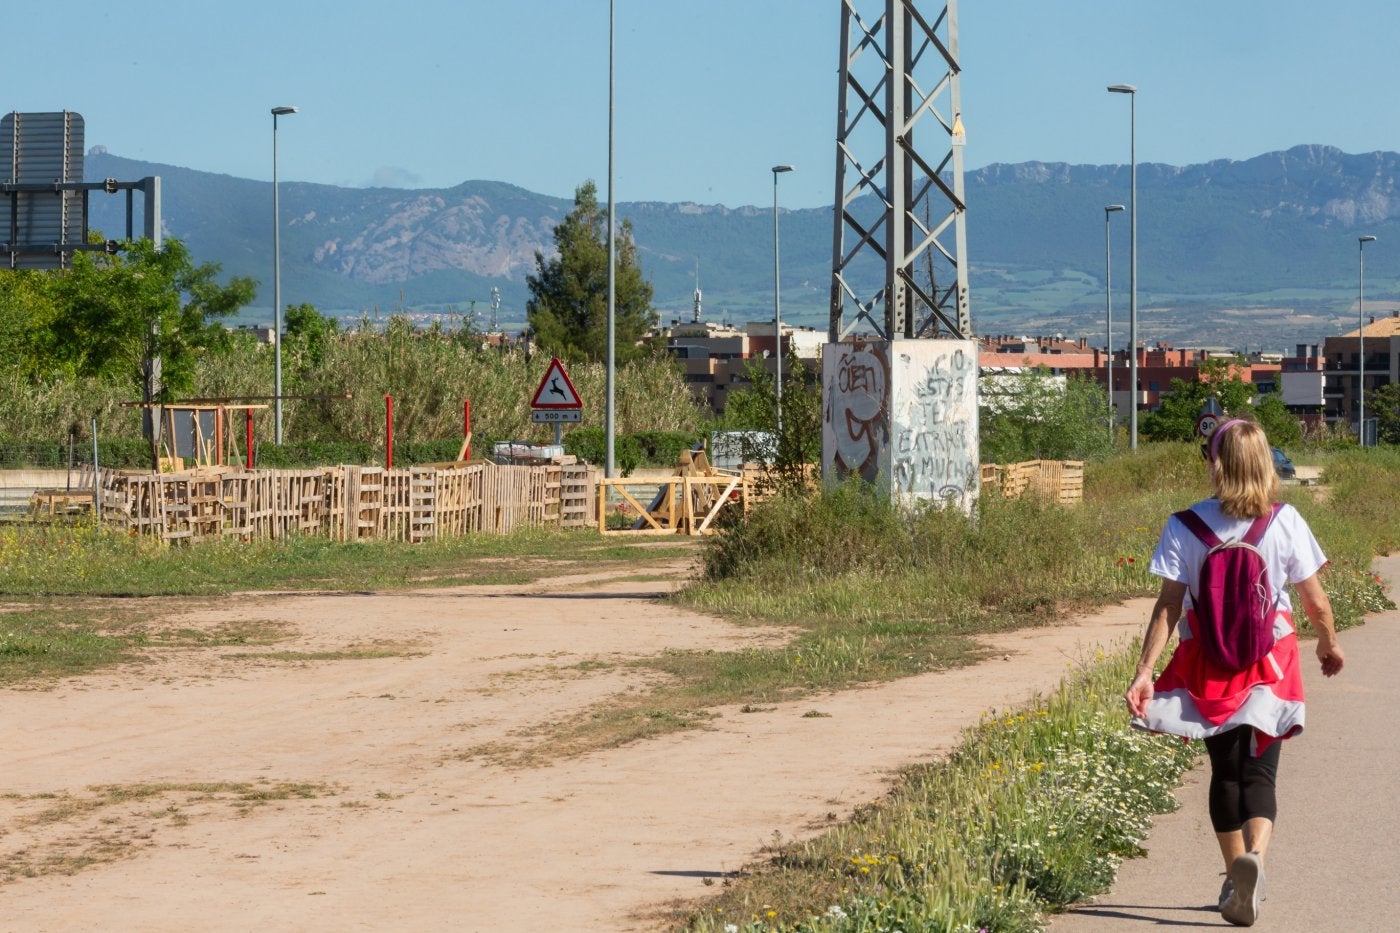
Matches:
[0,781,338,883]
[0,523,695,597]
[677,647,1197,933]
[0,527,697,684]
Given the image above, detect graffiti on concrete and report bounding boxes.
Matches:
[824,342,889,483]
[891,344,978,501]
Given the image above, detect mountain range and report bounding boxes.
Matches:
[82,145,1400,351]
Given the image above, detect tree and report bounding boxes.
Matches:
[0,269,66,380]
[526,181,657,363]
[283,302,340,367]
[1372,382,1400,445]
[1142,357,1256,442]
[50,237,256,465]
[52,238,255,394]
[716,352,821,493]
[979,369,1115,463]
[1253,394,1304,448]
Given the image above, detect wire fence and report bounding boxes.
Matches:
[0,441,94,470]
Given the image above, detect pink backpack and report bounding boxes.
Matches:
[1173,504,1283,670]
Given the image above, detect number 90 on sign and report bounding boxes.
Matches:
[531,409,583,423]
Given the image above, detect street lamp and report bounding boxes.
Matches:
[605,0,617,478]
[271,104,298,445]
[1359,235,1376,446]
[1107,84,1137,449]
[1104,204,1124,440]
[771,164,794,433]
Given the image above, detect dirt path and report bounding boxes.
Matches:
[3,554,1152,932]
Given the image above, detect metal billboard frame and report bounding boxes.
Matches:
[3,111,161,269]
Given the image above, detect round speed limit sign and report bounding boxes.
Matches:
[1195,413,1220,439]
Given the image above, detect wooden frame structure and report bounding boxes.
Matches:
[596,472,750,536]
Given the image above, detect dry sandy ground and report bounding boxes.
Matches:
[4,553,1153,932]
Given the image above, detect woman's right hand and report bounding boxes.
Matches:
[1316,635,1345,677]
[1124,671,1154,718]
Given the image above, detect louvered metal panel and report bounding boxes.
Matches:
[3,111,84,269]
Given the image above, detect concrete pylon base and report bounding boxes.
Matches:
[821,339,980,509]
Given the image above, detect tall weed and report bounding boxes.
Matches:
[686,650,1198,932]
[0,323,706,453]
[695,481,1163,624]
[690,444,1396,634]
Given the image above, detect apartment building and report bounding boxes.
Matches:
[1322,311,1400,432]
[667,321,1367,430]
[665,319,824,413]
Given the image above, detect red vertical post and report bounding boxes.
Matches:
[464,398,472,460]
[245,408,255,469]
[385,394,394,469]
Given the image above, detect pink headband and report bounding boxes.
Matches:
[1208,418,1248,463]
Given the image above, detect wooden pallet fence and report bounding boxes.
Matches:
[595,473,748,536]
[276,469,326,539]
[485,462,530,533]
[431,464,479,537]
[979,460,1084,504]
[97,461,597,543]
[559,463,592,527]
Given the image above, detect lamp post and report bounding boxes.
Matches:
[1358,235,1376,446]
[1104,204,1124,440]
[1107,84,1137,448]
[771,164,793,433]
[271,105,298,445]
[605,0,616,478]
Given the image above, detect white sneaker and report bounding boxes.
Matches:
[1222,852,1263,926]
[1218,878,1235,911]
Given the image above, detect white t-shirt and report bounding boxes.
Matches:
[1149,499,1327,616]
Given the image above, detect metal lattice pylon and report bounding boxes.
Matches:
[828,0,970,342]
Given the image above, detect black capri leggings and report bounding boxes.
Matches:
[1204,726,1281,832]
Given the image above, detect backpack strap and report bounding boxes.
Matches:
[1241,502,1284,547]
[1174,503,1283,549]
[1172,508,1222,548]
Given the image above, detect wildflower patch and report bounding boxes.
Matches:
[687,648,1198,933]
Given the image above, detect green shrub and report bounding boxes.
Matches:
[0,436,152,470]
[700,476,1165,606]
[561,427,696,474]
[252,441,376,468]
[1082,442,1205,503]
[631,430,704,467]
[688,650,1198,932]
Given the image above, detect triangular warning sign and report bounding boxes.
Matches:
[530,357,583,409]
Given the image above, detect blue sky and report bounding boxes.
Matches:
[8,1,1400,210]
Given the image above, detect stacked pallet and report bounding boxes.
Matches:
[98,460,598,544]
[559,464,592,527]
[979,460,1084,504]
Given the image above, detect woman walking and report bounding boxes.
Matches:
[1124,419,1345,926]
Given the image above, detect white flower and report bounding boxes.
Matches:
[724,925,738,933]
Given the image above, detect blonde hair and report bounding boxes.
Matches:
[1209,419,1279,518]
